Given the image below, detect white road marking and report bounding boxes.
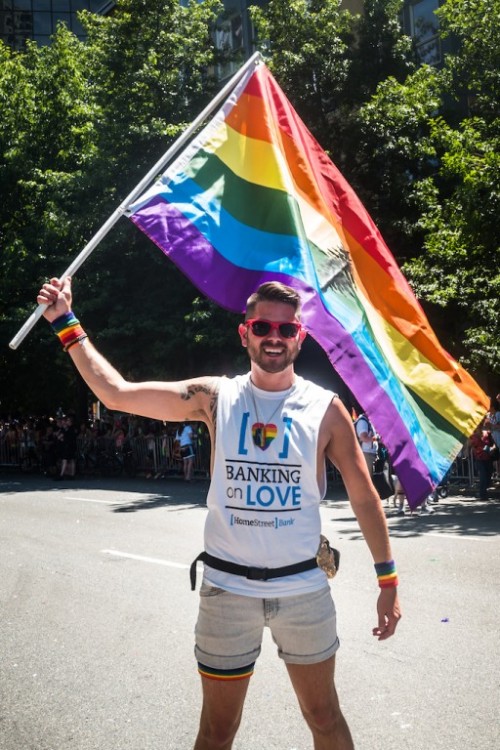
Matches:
[424,532,497,543]
[102,549,189,569]
[64,495,117,505]
[62,495,198,511]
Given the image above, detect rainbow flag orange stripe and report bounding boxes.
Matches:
[127,62,488,507]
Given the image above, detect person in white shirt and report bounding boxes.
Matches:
[355,413,378,474]
[176,421,195,481]
[37,276,401,750]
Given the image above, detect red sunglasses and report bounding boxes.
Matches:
[245,318,302,339]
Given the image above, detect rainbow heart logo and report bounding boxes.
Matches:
[252,422,277,450]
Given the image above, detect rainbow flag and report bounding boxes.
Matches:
[126,61,488,507]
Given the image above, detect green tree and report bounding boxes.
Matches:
[403,0,500,378]
[2,0,499,419]
[251,0,353,149]
[344,0,415,105]
[0,0,243,418]
[347,65,443,259]
[0,28,100,416]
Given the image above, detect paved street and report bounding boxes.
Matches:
[1,473,499,750]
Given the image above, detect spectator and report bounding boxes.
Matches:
[469,423,497,500]
[56,415,77,480]
[485,395,500,476]
[354,412,378,474]
[41,421,58,476]
[175,421,195,482]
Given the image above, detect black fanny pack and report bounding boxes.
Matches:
[190,552,319,591]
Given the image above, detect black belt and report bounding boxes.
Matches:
[190,551,318,591]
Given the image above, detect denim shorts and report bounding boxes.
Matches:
[194,583,339,677]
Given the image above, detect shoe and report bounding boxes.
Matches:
[396,509,405,516]
[420,506,434,514]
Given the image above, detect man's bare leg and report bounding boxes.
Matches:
[286,656,354,750]
[193,675,251,750]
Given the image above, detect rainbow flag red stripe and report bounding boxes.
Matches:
[127,62,488,507]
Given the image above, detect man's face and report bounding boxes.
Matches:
[238,300,306,374]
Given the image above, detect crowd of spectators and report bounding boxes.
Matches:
[0,411,210,479]
[1,406,498,495]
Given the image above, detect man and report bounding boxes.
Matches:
[38,277,401,750]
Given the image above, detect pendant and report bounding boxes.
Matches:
[252,422,278,450]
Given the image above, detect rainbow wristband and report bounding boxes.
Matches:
[374,560,398,588]
[51,311,87,352]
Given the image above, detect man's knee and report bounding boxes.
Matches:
[301,699,344,735]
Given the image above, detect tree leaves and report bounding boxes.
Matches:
[1,0,498,416]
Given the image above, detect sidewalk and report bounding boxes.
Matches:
[323,476,500,505]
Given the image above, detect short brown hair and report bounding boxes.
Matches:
[245,282,302,320]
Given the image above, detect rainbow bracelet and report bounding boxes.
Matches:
[51,311,88,352]
[374,560,398,588]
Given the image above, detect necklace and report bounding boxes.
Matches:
[249,378,293,450]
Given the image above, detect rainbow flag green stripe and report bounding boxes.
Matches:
[127,62,488,507]
[184,149,304,238]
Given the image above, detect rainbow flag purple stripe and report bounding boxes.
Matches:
[126,62,488,507]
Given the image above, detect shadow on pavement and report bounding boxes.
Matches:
[0,472,210,512]
[3,474,499,535]
[326,494,500,540]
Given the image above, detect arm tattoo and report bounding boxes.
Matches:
[180,379,219,425]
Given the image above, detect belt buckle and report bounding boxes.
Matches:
[246,566,268,581]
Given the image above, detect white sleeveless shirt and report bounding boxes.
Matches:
[203,373,336,596]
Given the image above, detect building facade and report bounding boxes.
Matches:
[0,1,106,50]
[0,1,264,60]
[1,1,448,72]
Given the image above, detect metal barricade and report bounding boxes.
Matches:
[0,427,490,492]
[0,432,39,471]
[142,434,209,478]
[0,438,21,467]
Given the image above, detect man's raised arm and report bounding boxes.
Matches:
[37,276,218,426]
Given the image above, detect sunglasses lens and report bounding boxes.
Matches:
[279,323,299,338]
[250,321,272,336]
[248,320,300,338]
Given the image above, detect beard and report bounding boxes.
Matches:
[246,338,300,373]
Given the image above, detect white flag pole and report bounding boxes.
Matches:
[9,51,263,350]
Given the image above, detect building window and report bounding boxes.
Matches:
[410,0,441,66]
[213,0,245,80]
